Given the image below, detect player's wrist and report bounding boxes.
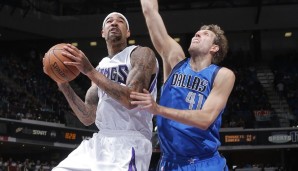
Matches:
[57,82,70,91]
[85,68,98,79]
[155,104,162,115]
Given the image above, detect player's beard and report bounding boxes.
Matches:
[106,29,122,43]
[107,35,122,42]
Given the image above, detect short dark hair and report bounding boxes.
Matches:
[200,24,228,64]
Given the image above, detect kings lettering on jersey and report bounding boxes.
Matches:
[171,73,208,92]
[99,65,128,84]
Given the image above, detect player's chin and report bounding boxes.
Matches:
[188,45,198,53]
[107,34,122,41]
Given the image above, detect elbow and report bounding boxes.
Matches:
[83,122,91,127]
[199,123,211,130]
[82,120,94,126]
[197,119,214,130]
[141,1,154,16]
[142,6,151,17]
[197,110,221,130]
[80,115,95,126]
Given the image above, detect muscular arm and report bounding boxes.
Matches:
[87,46,157,109]
[58,82,98,126]
[160,68,235,129]
[134,68,235,130]
[141,0,185,81]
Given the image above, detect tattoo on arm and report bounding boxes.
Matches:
[128,47,156,92]
[84,85,99,118]
[66,86,85,114]
[59,84,98,125]
[88,46,157,109]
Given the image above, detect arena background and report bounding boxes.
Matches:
[1,0,298,170]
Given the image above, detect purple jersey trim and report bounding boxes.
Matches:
[128,147,137,171]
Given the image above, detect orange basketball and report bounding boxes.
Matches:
[43,43,80,83]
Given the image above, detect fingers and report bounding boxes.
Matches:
[130,90,152,107]
[130,89,156,113]
[61,44,81,60]
[130,100,147,105]
[61,49,77,61]
[130,91,144,97]
[63,61,79,68]
[131,89,150,96]
[131,100,152,111]
[64,44,80,54]
[65,44,86,57]
[130,92,150,100]
[140,104,153,110]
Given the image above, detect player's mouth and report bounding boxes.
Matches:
[109,27,120,34]
[192,39,200,44]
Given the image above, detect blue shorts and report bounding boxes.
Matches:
[157,151,229,171]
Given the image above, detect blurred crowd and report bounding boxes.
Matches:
[0,156,58,171]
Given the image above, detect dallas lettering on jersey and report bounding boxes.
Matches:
[99,65,128,84]
[171,73,208,92]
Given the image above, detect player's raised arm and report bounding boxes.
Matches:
[140,0,185,80]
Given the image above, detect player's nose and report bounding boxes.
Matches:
[111,20,118,26]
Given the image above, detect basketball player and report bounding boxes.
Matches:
[44,12,159,171]
[130,0,235,170]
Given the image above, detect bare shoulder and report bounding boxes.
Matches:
[130,46,157,67]
[219,67,235,76]
[216,67,236,84]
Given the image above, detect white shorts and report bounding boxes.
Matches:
[52,130,152,171]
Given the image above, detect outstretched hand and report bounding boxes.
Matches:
[130,89,159,115]
[61,44,95,75]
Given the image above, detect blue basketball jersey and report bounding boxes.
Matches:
[157,58,224,157]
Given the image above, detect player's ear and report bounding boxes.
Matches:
[101,29,105,38]
[210,44,219,53]
[126,30,131,38]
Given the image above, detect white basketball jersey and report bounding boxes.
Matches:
[95,45,158,139]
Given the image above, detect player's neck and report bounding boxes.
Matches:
[107,42,127,58]
[189,57,211,72]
